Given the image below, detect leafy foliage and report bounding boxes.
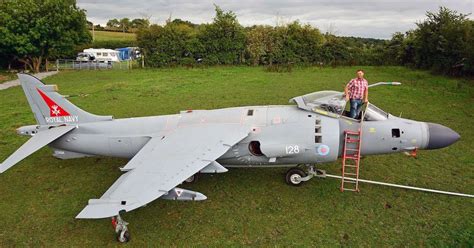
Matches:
[135,6,473,76]
[384,7,474,75]
[0,0,91,72]
[137,6,383,68]
[196,5,246,65]
[105,18,149,32]
[137,22,198,67]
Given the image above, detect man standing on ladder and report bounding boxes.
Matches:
[345,69,369,119]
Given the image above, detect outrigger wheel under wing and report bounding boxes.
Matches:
[76,123,249,219]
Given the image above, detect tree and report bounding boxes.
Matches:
[0,0,91,72]
[86,20,93,29]
[137,22,198,67]
[463,20,474,74]
[197,5,246,64]
[321,35,350,66]
[106,19,120,29]
[131,18,150,30]
[413,7,472,74]
[170,19,196,28]
[245,25,275,65]
[119,18,130,33]
[271,21,324,65]
[384,32,405,65]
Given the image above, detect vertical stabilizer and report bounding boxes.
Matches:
[18,73,113,125]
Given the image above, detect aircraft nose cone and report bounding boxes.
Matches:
[426,123,460,149]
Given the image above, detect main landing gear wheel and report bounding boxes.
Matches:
[112,214,130,243]
[184,174,198,183]
[285,167,307,186]
[117,230,130,243]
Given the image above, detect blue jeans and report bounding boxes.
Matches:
[349,99,363,119]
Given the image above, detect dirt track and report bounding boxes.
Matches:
[0,71,58,90]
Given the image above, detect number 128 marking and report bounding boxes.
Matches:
[285,145,300,154]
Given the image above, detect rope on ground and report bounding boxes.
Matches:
[325,174,474,198]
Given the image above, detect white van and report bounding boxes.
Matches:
[83,48,120,62]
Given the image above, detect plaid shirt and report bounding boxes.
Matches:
[347,78,368,99]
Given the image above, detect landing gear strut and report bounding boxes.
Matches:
[285,164,326,186]
[112,214,130,243]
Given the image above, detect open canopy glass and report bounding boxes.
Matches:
[290,90,388,121]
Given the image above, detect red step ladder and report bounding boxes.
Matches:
[341,129,362,192]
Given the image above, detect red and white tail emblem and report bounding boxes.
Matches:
[36,88,70,117]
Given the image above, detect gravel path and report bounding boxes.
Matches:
[0,71,59,90]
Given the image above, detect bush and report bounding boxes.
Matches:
[384,7,474,76]
[134,5,472,76]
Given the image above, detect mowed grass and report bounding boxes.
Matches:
[91,30,136,42]
[0,66,472,246]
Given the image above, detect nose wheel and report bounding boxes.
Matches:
[285,164,326,186]
[285,168,307,186]
[112,214,130,243]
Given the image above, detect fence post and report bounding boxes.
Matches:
[56,60,59,72]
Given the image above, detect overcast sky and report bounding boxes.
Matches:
[77,0,473,39]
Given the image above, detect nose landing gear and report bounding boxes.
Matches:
[285,164,326,186]
[112,214,130,243]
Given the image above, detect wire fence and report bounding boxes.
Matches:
[50,60,142,71]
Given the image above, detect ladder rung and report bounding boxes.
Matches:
[342,180,357,184]
[343,167,357,170]
[346,139,360,143]
[342,188,358,191]
[344,173,357,176]
[345,131,360,135]
[345,156,359,160]
[345,148,359,151]
[344,165,357,168]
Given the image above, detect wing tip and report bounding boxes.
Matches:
[0,163,8,174]
[197,193,207,201]
[75,201,123,219]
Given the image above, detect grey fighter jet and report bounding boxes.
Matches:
[0,74,460,242]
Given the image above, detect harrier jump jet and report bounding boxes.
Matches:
[0,74,460,242]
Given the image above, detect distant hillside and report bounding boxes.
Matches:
[90,30,136,42]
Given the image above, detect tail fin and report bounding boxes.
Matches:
[18,73,113,125]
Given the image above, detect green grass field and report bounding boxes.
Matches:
[0,66,472,246]
[91,30,136,42]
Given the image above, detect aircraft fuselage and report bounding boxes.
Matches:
[48,104,456,167]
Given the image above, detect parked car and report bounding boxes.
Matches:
[76,52,95,61]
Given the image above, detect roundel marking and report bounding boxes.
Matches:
[317,144,330,156]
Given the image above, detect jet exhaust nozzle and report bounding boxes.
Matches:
[426,123,460,150]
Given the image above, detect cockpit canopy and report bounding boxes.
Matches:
[289,91,388,121]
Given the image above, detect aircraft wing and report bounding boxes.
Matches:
[76,123,249,219]
[0,125,76,173]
